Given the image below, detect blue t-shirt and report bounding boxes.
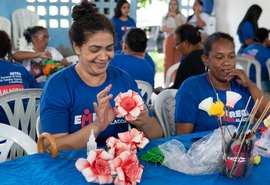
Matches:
[237,21,255,46]
[175,73,254,133]
[111,16,136,52]
[40,65,144,145]
[242,43,270,82]
[0,60,40,124]
[110,54,155,89]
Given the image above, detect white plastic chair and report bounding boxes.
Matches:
[66,55,79,65]
[154,89,177,137]
[266,59,270,82]
[236,55,262,90]
[135,80,153,105]
[0,16,11,37]
[12,8,39,49]
[0,123,37,162]
[164,62,180,88]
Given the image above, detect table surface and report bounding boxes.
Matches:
[0,131,269,185]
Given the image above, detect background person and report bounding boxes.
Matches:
[161,0,186,81]
[0,30,40,124]
[170,24,206,89]
[110,28,155,89]
[12,26,70,82]
[174,32,269,135]
[111,0,136,52]
[40,0,163,151]
[237,4,262,54]
[242,27,270,91]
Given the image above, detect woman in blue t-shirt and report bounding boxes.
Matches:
[111,0,136,52]
[237,4,262,54]
[40,0,162,151]
[175,32,269,135]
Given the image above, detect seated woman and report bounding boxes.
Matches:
[175,32,269,135]
[170,24,206,89]
[0,30,40,124]
[12,26,70,82]
[40,0,163,151]
[110,28,155,89]
[242,27,270,91]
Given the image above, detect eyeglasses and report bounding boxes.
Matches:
[173,40,184,49]
[35,35,50,40]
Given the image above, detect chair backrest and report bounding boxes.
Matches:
[236,55,262,90]
[66,55,79,65]
[12,8,39,49]
[0,123,37,162]
[154,89,177,137]
[0,16,11,38]
[0,88,42,138]
[266,59,270,83]
[164,62,180,88]
[135,80,153,105]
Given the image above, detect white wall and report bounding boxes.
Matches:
[214,0,270,51]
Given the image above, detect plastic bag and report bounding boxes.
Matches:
[158,125,236,175]
[254,128,270,157]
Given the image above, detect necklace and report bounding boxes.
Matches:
[207,74,231,101]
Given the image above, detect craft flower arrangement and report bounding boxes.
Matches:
[75,90,148,184]
[75,128,148,185]
[41,59,63,78]
[198,91,270,178]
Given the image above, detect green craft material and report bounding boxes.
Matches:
[141,147,164,163]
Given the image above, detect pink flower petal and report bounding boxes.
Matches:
[136,137,149,149]
[81,168,98,183]
[114,176,126,185]
[116,167,125,181]
[129,107,141,117]
[97,175,114,184]
[75,158,89,172]
[125,114,136,121]
[118,132,132,143]
[117,106,128,116]
[133,94,144,106]
[99,150,114,160]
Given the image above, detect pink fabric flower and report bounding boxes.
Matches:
[106,137,131,157]
[114,90,144,121]
[118,128,149,149]
[112,151,144,185]
[226,91,242,109]
[75,149,114,184]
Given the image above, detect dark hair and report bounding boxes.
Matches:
[237,4,262,34]
[114,0,129,18]
[69,0,115,47]
[0,30,12,59]
[196,0,204,7]
[254,28,269,43]
[175,24,201,45]
[123,28,147,52]
[204,32,235,56]
[23,26,47,43]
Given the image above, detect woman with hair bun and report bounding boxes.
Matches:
[12,26,69,82]
[40,0,162,151]
[170,24,206,89]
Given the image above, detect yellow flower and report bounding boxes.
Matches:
[254,155,261,165]
[208,101,225,117]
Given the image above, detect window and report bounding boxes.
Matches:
[27,0,115,28]
[180,0,195,17]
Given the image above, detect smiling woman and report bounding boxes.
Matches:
[40,0,163,152]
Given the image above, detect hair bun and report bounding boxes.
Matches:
[72,0,97,21]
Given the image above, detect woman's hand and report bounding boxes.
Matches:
[93,84,116,135]
[39,51,52,59]
[128,104,149,127]
[226,69,253,88]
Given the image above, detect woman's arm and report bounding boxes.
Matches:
[13,50,52,62]
[175,122,194,135]
[227,69,269,117]
[128,105,163,139]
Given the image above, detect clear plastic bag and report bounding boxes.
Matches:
[158,125,236,175]
[254,128,270,157]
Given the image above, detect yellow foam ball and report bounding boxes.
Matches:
[254,155,261,165]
